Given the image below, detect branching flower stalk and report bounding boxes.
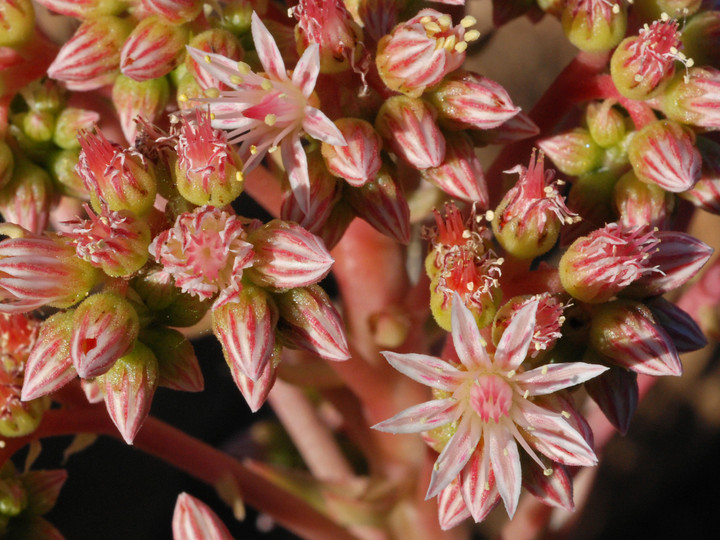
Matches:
[0,1,718,538]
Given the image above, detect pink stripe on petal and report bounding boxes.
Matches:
[494,300,538,370]
[450,292,491,370]
[461,444,501,523]
[438,480,472,531]
[426,415,481,499]
[303,107,346,146]
[487,424,521,518]
[281,136,312,214]
[381,351,465,391]
[514,362,609,396]
[292,44,320,98]
[371,398,458,433]
[251,12,287,81]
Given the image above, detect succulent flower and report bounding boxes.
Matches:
[374,295,606,518]
[186,12,346,213]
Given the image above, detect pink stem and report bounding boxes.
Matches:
[0,407,358,540]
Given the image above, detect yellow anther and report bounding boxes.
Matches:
[204,87,220,98]
[444,35,457,51]
[507,370,516,378]
[178,93,188,103]
[420,16,432,24]
[541,365,548,375]
[204,54,212,64]
[686,58,695,67]
[425,22,442,34]
[465,30,481,43]
[485,210,495,221]
[438,14,452,28]
[543,468,554,477]
[237,61,251,74]
[210,112,215,120]
[561,410,571,419]
[435,37,445,50]
[454,41,468,53]
[612,3,620,13]
[269,145,278,153]
[634,74,644,82]
[236,171,244,182]
[265,113,277,126]
[261,80,273,91]
[461,16,477,28]
[230,75,244,85]
[523,390,529,399]
[250,145,258,155]
[661,12,670,21]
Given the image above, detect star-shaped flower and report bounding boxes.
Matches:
[373,294,607,518]
[186,12,346,213]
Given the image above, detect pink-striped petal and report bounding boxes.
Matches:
[438,479,472,531]
[292,44,320,98]
[251,12,287,81]
[372,398,459,433]
[426,414,481,499]
[523,462,574,511]
[494,300,538,370]
[514,362,609,396]
[172,492,234,540]
[461,444,501,523]
[381,351,466,391]
[450,292,492,370]
[281,136,311,214]
[487,423,521,517]
[302,107,346,146]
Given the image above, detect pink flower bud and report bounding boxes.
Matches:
[628,119,701,193]
[492,294,566,357]
[246,220,334,290]
[71,292,140,378]
[175,110,244,207]
[185,29,244,90]
[584,363,638,435]
[120,16,189,82]
[610,19,683,100]
[112,74,170,145]
[48,16,132,91]
[561,0,627,53]
[376,9,471,97]
[232,346,280,412]
[493,151,576,259]
[682,137,720,213]
[212,285,277,381]
[102,341,159,444]
[64,205,151,278]
[422,132,489,204]
[559,223,660,304]
[150,206,254,301]
[523,461,574,512]
[0,0,35,48]
[629,231,713,297]
[293,0,362,73]
[345,167,411,244]
[21,311,76,401]
[428,70,520,131]
[537,129,603,177]
[34,0,126,19]
[614,170,673,231]
[172,492,234,540]
[53,108,100,150]
[590,299,682,376]
[280,153,340,233]
[320,118,382,187]
[141,327,204,392]
[437,479,471,531]
[140,0,202,24]
[375,96,446,170]
[664,67,720,129]
[77,130,158,216]
[276,285,349,361]
[647,297,707,353]
[585,100,626,148]
[312,200,355,251]
[0,225,100,313]
[0,159,55,235]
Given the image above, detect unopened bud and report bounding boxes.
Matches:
[141,0,203,23]
[682,137,720,213]
[120,16,189,82]
[590,299,682,376]
[185,29,245,90]
[428,70,520,131]
[34,0,126,18]
[663,67,720,130]
[54,108,100,150]
[584,359,638,435]
[321,118,382,187]
[586,100,626,148]
[562,0,627,53]
[102,341,159,444]
[538,129,603,177]
[680,10,720,69]
[112,75,170,145]
[172,493,234,540]
[140,327,203,392]
[47,149,90,199]
[614,170,674,230]
[0,159,55,235]
[0,0,35,48]
[628,119,701,193]
[375,96,445,170]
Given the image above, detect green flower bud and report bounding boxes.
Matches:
[586,101,626,148]
[0,0,35,48]
[562,0,627,53]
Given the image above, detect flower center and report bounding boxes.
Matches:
[469,374,514,423]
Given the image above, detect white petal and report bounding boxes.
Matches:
[494,300,538,370]
[515,363,609,396]
[372,398,459,433]
[461,444,501,523]
[280,136,311,214]
[186,47,246,89]
[438,480,472,531]
[426,415,481,499]
[292,44,320,98]
[450,292,492,370]
[381,351,466,391]
[302,107,346,146]
[487,423,522,518]
[251,12,287,81]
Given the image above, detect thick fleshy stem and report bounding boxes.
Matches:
[0,406,359,540]
[268,378,355,482]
